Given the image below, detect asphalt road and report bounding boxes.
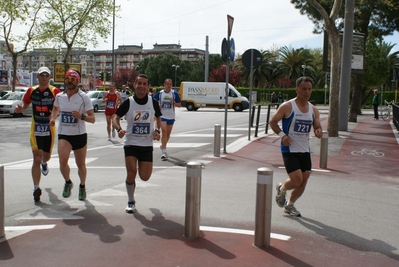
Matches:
[0,107,268,225]
[1,106,399,266]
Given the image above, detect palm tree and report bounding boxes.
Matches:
[274,46,314,86]
[236,49,277,88]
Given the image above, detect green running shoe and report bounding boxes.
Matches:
[62,181,73,198]
[78,186,86,201]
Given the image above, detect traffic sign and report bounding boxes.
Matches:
[221,38,229,62]
[230,38,235,62]
[227,15,234,38]
[242,49,262,69]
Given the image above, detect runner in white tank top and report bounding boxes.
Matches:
[269,77,323,217]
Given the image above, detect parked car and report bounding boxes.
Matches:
[86,90,105,112]
[0,91,32,117]
[0,91,11,99]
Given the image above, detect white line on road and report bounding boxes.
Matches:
[1,224,56,242]
[200,226,291,241]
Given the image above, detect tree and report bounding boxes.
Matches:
[274,46,314,84]
[144,53,181,86]
[113,66,138,89]
[35,0,116,74]
[209,65,242,86]
[291,0,344,137]
[292,0,399,125]
[0,0,43,91]
[236,49,278,88]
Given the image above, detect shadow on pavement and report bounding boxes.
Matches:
[295,217,399,262]
[134,208,236,260]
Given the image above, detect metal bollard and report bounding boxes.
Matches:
[213,124,221,157]
[184,162,202,239]
[0,165,4,238]
[254,167,273,248]
[319,131,328,169]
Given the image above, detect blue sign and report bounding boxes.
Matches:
[230,38,235,62]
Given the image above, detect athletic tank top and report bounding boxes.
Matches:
[124,96,156,147]
[105,91,118,111]
[281,99,314,153]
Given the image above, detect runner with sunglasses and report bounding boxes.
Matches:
[15,66,61,202]
[50,69,95,201]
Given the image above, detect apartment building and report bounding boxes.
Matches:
[9,42,205,79]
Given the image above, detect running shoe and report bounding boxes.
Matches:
[112,129,116,138]
[125,201,136,213]
[108,135,111,141]
[78,186,86,201]
[41,162,49,176]
[161,152,168,160]
[275,183,286,208]
[33,187,42,202]
[62,181,73,198]
[284,203,301,217]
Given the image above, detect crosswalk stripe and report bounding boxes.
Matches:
[174,134,242,137]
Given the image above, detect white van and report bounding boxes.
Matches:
[179,82,249,112]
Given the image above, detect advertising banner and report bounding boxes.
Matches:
[53,63,82,83]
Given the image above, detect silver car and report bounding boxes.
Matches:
[0,91,32,117]
[86,90,106,112]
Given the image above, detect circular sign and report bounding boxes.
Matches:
[229,38,235,62]
[242,49,262,68]
[221,38,229,61]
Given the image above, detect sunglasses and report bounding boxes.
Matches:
[64,76,79,83]
[39,73,50,77]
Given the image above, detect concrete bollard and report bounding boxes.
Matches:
[254,167,273,248]
[184,162,202,239]
[213,124,221,157]
[319,131,328,169]
[0,165,4,238]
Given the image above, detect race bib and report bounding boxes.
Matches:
[294,119,312,133]
[162,102,172,109]
[34,122,50,136]
[132,123,150,135]
[106,101,115,109]
[61,111,78,126]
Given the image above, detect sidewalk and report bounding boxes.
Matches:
[1,114,398,267]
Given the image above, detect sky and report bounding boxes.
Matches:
[88,0,399,55]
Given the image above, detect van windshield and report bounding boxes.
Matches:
[228,89,238,97]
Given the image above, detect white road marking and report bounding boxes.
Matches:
[1,224,56,242]
[5,158,98,169]
[173,134,242,137]
[277,166,331,173]
[200,226,291,241]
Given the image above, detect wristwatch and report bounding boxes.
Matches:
[81,114,87,120]
[155,129,160,134]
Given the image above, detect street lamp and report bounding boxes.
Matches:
[172,64,180,87]
[301,65,306,76]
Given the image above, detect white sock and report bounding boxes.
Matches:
[287,201,295,206]
[126,182,136,202]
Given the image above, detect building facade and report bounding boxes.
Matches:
[5,42,205,81]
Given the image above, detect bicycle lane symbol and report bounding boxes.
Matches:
[351,149,385,157]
